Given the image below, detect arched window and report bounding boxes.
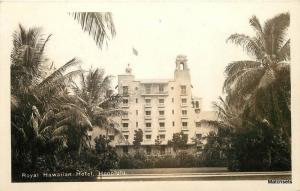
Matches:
[179,62,184,70]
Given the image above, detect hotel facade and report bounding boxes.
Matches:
[89,55,217,155]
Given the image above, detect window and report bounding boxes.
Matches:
[195,101,199,108]
[159,122,165,128]
[145,99,151,104]
[196,134,202,139]
[136,110,138,115]
[159,110,165,116]
[160,146,165,155]
[145,84,151,94]
[171,87,174,90]
[145,110,151,115]
[146,123,151,128]
[159,85,164,93]
[181,98,187,104]
[124,135,129,140]
[123,99,129,105]
[180,63,184,70]
[122,123,128,128]
[180,85,186,95]
[122,113,128,119]
[172,121,175,126]
[196,122,201,127]
[109,135,114,141]
[135,87,138,91]
[182,122,188,127]
[123,86,129,95]
[123,146,128,154]
[172,110,174,114]
[182,110,187,115]
[172,98,174,103]
[146,147,151,155]
[136,98,138,103]
[136,122,138,127]
[159,134,165,140]
[146,135,151,140]
[159,99,164,104]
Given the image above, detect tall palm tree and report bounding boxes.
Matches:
[71,68,126,140]
[70,12,116,49]
[224,13,290,102]
[10,25,86,170]
[224,13,290,137]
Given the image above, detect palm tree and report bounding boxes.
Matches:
[71,68,126,144]
[201,97,242,131]
[10,25,86,171]
[70,12,116,49]
[224,13,290,138]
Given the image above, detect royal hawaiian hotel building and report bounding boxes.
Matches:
[89,55,217,156]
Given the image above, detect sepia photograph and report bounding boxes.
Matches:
[0,1,300,190]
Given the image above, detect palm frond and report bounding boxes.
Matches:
[233,67,265,95]
[225,60,261,77]
[277,39,290,61]
[37,57,81,89]
[249,15,264,39]
[53,125,69,136]
[70,12,116,48]
[257,69,276,89]
[200,119,228,129]
[39,125,53,135]
[263,12,290,56]
[227,33,264,59]
[40,110,54,129]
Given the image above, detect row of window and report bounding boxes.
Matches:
[122,85,187,95]
[122,134,165,141]
[100,133,202,145]
[125,109,187,117]
[122,121,188,128]
[132,109,188,116]
[123,97,188,105]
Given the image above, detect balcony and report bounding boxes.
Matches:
[159,127,166,132]
[144,115,152,120]
[181,115,188,119]
[122,92,129,97]
[181,127,189,131]
[144,103,152,108]
[122,105,129,109]
[121,115,129,120]
[122,128,129,132]
[144,127,152,132]
[158,103,165,108]
[141,90,168,96]
[158,115,165,119]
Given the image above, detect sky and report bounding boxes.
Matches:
[0,2,291,110]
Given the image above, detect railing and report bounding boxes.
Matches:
[158,103,165,107]
[141,90,168,95]
[144,115,152,120]
[122,128,129,132]
[182,126,189,131]
[159,127,166,132]
[144,103,152,108]
[144,127,152,132]
[158,114,165,119]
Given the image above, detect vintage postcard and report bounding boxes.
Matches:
[0,1,300,190]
